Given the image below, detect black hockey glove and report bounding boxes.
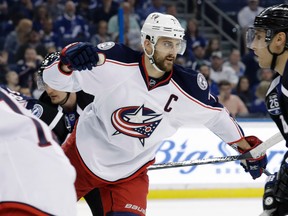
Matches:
[260,152,288,216]
[274,151,288,203]
[239,136,268,179]
[261,173,278,216]
[60,42,99,71]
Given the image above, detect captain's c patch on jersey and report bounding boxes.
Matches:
[97,42,115,50]
[197,73,208,90]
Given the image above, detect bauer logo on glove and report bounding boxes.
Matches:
[239,136,268,179]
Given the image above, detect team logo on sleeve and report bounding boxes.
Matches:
[197,73,208,90]
[97,42,115,50]
[31,104,44,118]
[111,105,162,146]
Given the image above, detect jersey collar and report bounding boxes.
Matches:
[139,55,173,91]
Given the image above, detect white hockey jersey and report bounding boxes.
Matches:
[0,88,77,216]
[43,42,244,182]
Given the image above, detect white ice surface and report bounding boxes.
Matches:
[77,198,263,216]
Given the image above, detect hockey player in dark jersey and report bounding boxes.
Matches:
[43,13,267,215]
[246,4,288,216]
[37,52,94,143]
[37,52,103,215]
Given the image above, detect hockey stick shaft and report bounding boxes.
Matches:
[262,169,272,176]
[148,132,283,170]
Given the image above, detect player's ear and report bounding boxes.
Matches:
[275,32,286,47]
[143,39,153,55]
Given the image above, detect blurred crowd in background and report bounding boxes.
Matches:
[0,0,281,118]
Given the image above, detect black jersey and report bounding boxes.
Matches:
[266,64,288,146]
[38,90,94,142]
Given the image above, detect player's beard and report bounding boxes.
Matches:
[153,51,175,72]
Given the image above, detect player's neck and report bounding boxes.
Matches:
[61,92,77,112]
[274,52,288,76]
[144,55,165,79]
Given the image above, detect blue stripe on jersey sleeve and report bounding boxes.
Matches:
[96,43,142,64]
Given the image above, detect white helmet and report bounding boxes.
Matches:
[141,12,186,55]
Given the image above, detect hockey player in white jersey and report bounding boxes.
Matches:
[0,88,77,215]
[42,12,267,215]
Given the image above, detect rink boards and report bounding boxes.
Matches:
[148,120,286,199]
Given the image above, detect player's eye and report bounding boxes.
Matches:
[255,34,262,41]
[162,42,173,49]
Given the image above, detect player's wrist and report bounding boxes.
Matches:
[59,62,73,74]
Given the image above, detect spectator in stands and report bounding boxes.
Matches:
[242,49,260,87]
[198,63,219,95]
[190,41,210,71]
[43,0,64,22]
[133,0,150,24]
[0,0,7,20]
[223,48,246,77]
[7,0,34,20]
[0,0,8,46]
[237,0,264,29]
[15,28,48,62]
[15,47,42,96]
[166,3,187,29]
[235,75,254,109]
[92,0,119,24]
[251,68,274,96]
[249,80,270,116]
[141,0,166,22]
[1,12,21,40]
[257,68,274,83]
[53,0,90,47]
[32,4,50,32]
[3,18,33,63]
[0,50,9,84]
[204,36,221,60]
[188,0,198,16]
[217,80,249,118]
[210,51,239,88]
[108,1,141,51]
[184,18,207,64]
[90,20,111,47]
[126,0,141,25]
[40,17,62,52]
[4,70,21,92]
[76,0,97,22]
[237,0,264,54]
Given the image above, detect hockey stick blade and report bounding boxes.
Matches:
[148,132,283,170]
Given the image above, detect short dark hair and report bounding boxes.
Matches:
[218,80,231,88]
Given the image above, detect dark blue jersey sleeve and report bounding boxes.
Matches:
[96,42,142,64]
[171,65,223,108]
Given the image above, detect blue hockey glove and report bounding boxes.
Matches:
[239,136,268,179]
[60,42,99,71]
[261,173,278,216]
